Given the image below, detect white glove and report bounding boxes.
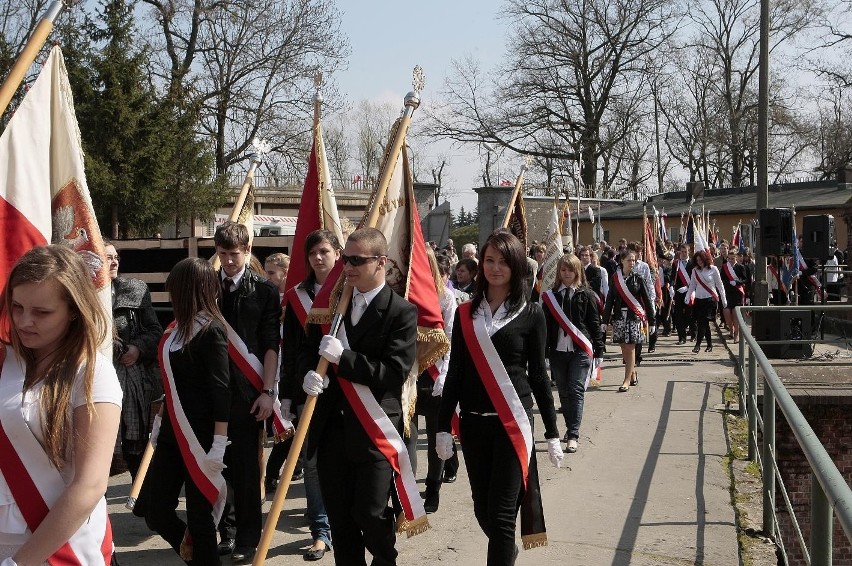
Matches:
[2,557,18,566]
[547,438,564,468]
[203,434,228,475]
[303,370,329,396]
[280,398,295,421]
[745,298,752,306]
[435,432,454,460]
[150,413,162,448]
[677,286,688,294]
[319,335,344,365]
[649,325,656,335]
[431,379,444,397]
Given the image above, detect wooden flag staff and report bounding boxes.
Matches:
[0,1,66,118]
[253,66,425,565]
[501,160,529,229]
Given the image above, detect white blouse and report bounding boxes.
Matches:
[0,353,122,545]
[686,266,727,308]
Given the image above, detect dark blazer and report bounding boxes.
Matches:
[542,287,605,358]
[299,284,417,462]
[602,269,656,324]
[669,258,694,289]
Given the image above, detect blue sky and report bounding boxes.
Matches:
[334,1,511,211]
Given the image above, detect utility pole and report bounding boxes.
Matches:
[753,0,770,306]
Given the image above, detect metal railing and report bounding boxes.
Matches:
[735,305,852,565]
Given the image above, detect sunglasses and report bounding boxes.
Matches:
[341,254,381,266]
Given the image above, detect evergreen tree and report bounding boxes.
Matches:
[457,206,466,227]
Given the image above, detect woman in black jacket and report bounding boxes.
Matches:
[541,253,605,453]
[602,250,655,392]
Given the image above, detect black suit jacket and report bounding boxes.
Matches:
[299,284,417,463]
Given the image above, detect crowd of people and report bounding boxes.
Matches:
[0,223,843,566]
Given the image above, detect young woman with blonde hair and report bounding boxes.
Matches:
[0,245,122,563]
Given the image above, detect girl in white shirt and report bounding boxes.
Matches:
[686,251,726,353]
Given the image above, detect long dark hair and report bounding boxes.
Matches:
[302,229,342,287]
[470,229,527,316]
[166,258,226,344]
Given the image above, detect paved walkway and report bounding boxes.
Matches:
[107,329,741,565]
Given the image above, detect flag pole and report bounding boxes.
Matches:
[501,162,529,228]
[254,67,425,566]
[0,1,65,118]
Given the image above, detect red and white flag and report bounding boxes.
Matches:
[539,200,562,291]
[0,47,110,341]
[283,115,344,292]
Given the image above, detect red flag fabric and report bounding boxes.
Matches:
[0,47,111,344]
[283,119,344,293]
[644,214,662,303]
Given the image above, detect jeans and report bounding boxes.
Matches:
[298,404,332,548]
[549,350,591,440]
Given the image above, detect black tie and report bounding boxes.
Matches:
[222,278,233,293]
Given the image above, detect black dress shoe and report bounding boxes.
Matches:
[264,476,278,493]
[304,543,328,561]
[647,347,655,353]
[442,472,456,484]
[705,345,713,352]
[232,547,256,563]
[692,345,701,353]
[217,538,235,556]
[292,468,305,481]
[676,339,686,345]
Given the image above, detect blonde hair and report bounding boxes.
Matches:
[0,245,109,469]
[425,247,444,298]
[265,253,290,269]
[551,253,588,290]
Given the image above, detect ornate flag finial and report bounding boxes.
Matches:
[412,65,425,93]
[250,138,270,166]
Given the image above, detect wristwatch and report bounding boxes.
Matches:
[262,388,275,397]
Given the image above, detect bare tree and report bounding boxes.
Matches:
[140,0,348,176]
[426,0,677,190]
[322,116,351,187]
[0,0,51,118]
[352,99,397,185]
[686,0,819,187]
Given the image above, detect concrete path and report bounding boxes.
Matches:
[108,330,741,565]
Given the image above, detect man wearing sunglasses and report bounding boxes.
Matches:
[300,227,418,566]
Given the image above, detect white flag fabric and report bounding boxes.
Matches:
[540,201,563,290]
[0,47,111,353]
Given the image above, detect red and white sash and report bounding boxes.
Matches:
[158,331,227,524]
[224,324,293,440]
[692,269,719,301]
[0,347,113,564]
[457,303,533,486]
[541,290,593,358]
[284,286,313,328]
[768,264,787,293]
[335,326,429,536]
[614,270,647,321]
[723,263,746,302]
[798,256,824,297]
[676,260,690,287]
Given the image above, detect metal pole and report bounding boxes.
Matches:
[753,0,770,305]
[762,379,776,538]
[738,331,746,418]
[748,351,757,460]
[810,472,833,566]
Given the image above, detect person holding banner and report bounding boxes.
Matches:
[542,253,605,454]
[602,250,655,392]
[0,245,121,564]
[686,251,726,354]
[277,229,340,561]
[143,258,230,564]
[213,222,281,562]
[300,227,418,566]
[436,229,564,565]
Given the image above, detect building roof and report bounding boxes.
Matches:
[593,181,850,220]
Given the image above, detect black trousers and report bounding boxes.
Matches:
[317,416,397,566]
[673,293,694,340]
[460,412,528,566]
[219,394,263,548]
[413,391,445,485]
[144,441,220,565]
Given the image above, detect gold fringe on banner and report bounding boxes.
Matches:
[521,532,548,550]
[396,513,430,538]
[306,275,346,326]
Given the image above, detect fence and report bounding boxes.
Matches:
[734,305,852,565]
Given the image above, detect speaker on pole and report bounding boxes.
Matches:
[758,208,793,256]
[801,214,835,260]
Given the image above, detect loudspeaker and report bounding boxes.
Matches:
[802,214,835,260]
[685,181,705,202]
[751,310,813,358]
[758,208,793,256]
